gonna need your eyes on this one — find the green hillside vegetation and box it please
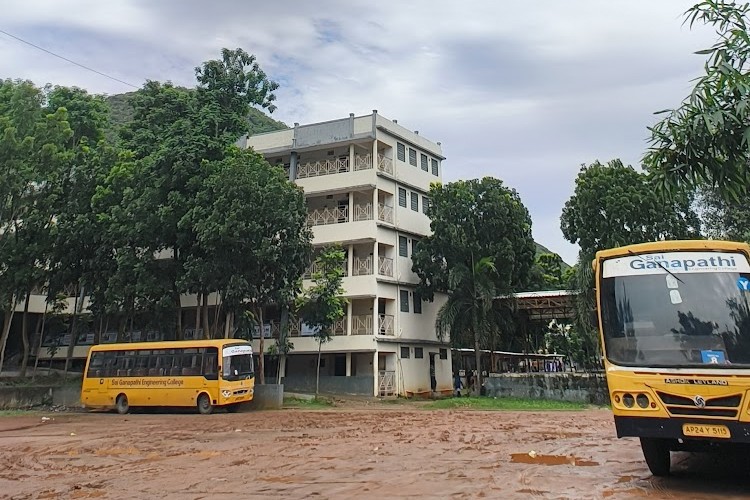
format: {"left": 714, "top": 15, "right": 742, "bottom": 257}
{"left": 534, "top": 242, "right": 571, "bottom": 270}
{"left": 104, "top": 91, "right": 288, "bottom": 141}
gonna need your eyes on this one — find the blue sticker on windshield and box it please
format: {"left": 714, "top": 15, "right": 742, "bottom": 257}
{"left": 738, "top": 277, "right": 750, "bottom": 291}
{"left": 701, "top": 350, "right": 726, "bottom": 364}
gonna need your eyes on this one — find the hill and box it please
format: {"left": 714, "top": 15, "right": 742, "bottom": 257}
{"left": 534, "top": 242, "right": 572, "bottom": 270}
{"left": 104, "top": 92, "right": 288, "bottom": 140}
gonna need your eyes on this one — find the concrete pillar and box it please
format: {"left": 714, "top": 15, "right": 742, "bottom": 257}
{"left": 348, "top": 190, "right": 354, "bottom": 222}
{"left": 373, "top": 187, "right": 378, "bottom": 222}
{"left": 346, "top": 299, "right": 352, "bottom": 336}
{"left": 347, "top": 244, "right": 353, "bottom": 277}
{"left": 346, "top": 352, "right": 352, "bottom": 376}
{"left": 372, "top": 138, "right": 378, "bottom": 170}
{"left": 289, "top": 151, "right": 298, "bottom": 181}
{"left": 373, "top": 296, "right": 379, "bottom": 335}
{"left": 373, "top": 351, "right": 379, "bottom": 396}
{"left": 349, "top": 143, "right": 355, "bottom": 172}
{"left": 373, "top": 239, "right": 379, "bottom": 276}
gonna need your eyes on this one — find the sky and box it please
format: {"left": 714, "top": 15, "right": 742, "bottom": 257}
{"left": 0, "top": 1, "right": 718, "bottom": 264}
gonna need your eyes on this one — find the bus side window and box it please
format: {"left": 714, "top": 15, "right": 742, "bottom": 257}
{"left": 203, "top": 347, "right": 218, "bottom": 380}
{"left": 170, "top": 349, "right": 183, "bottom": 376}
{"left": 87, "top": 352, "right": 103, "bottom": 378}
{"left": 101, "top": 352, "right": 116, "bottom": 377}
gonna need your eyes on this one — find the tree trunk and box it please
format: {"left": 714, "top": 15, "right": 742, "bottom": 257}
{"left": 212, "top": 294, "right": 222, "bottom": 339}
{"left": 19, "top": 293, "right": 31, "bottom": 377}
{"left": 64, "top": 284, "right": 83, "bottom": 375}
{"left": 224, "top": 311, "right": 232, "bottom": 338}
{"left": 195, "top": 293, "right": 202, "bottom": 339}
{"left": 116, "top": 315, "right": 126, "bottom": 343}
{"left": 32, "top": 302, "right": 48, "bottom": 378}
{"left": 202, "top": 293, "right": 210, "bottom": 339}
{"left": 316, "top": 337, "right": 323, "bottom": 397}
{"left": 277, "top": 305, "right": 289, "bottom": 385}
{"left": 175, "top": 296, "right": 183, "bottom": 341}
{"left": 0, "top": 297, "right": 17, "bottom": 374}
{"left": 257, "top": 306, "right": 265, "bottom": 385}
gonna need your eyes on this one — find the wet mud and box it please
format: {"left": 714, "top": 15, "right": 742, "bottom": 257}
{"left": 0, "top": 405, "right": 748, "bottom": 499}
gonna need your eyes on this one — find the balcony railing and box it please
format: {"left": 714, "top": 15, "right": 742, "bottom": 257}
{"left": 307, "top": 204, "right": 373, "bottom": 226}
{"left": 378, "top": 203, "right": 393, "bottom": 223}
{"left": 377, "top": 154, "right": 393, "bottom": 175}
{"left": 288, "top": 317, "right": 347, "bottom": 336}
{"left": 303, "top": 259, "right": 348, "bottom": 279}
{"left": 354, "top": 154, "right": 372, "bottom": 171}
{"left": 378, "top": 314, "right": 394, "bottom": 336}
{"left": 352, "top": 256, "right": 373, "bottom": 276}
{"left": 378, "top": 256, "right": 393, "bottom": 277}
{"left": 307, "top": 206, "right": 348, "bottom": 226}
{"left": 297, "top": 157, "right": 349, "bottom": 178}
{"left": 353, "top": 203, "right": 373, "bottom": 221}
{"left": 352, "top": 314, "right": 373, "bottom": 335}
{"left": 296, "top": 155, "right": 375, "bottom": 179}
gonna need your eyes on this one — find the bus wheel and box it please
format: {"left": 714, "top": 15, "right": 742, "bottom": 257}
{"left": 116, "top": 394, "right": 129, "bottom": 415}
{"left": 197, "top": 393, "right": 213, "bottom": 415}
{"left": 640, "top": 437, "right": 670, "bottom": 476}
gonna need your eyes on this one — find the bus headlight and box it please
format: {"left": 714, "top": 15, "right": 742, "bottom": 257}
{"left": 636, "top": 393, "right": 649, "bottom": 409}
{"left": 622, "top": 393, "right": 635, "bottom": 408}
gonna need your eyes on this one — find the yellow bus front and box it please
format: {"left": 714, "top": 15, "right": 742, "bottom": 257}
{"left": 218, "top": 343, "right": 255, "bottom": 407}
{"left": 595, "top": 240, "right": 750, "bottom": 475}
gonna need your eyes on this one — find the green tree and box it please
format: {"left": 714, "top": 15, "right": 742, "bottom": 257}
{"left": 296, "top": 246, "right": 346, "bottom": 396}
{"left": 644, "top": 0, "right": 750, "bottom": 200}
{"left": 561, "top": 160, "right": 701, "bottom": 256}
{"left": 0, "top": 80, "right": 73, "bottom": 373}
{"left": 186, "top": 147, "right": 311, "bottom": 383}
{"left": 412, "top": 177, "right": 536, "bottom": 390}
{"left": 695, "top": 187, "right": 750, "bottom": 241}
{"left": 560, "top": 159, "right": 701, "bottom": 368}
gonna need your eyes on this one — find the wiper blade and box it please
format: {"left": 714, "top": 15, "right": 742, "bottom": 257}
{"left": 627, "top": 249, "right": 684, "bottom": 284}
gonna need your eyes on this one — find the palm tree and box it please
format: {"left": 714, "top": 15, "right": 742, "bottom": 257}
{"left": 436, "top": 253, "right": 497, "bottom": 395}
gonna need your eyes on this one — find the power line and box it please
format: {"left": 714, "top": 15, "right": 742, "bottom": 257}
{"left": 0, "top": 28, "right": 139, "bottom": 89}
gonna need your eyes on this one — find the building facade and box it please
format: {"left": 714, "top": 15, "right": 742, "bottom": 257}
{"left": 245, "top": 111, "right": 451, "bottom": 397}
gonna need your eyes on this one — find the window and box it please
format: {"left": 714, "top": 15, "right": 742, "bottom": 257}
{"left": 410, "top": 192, "right": 419, "bottom": 211}
{"left": 400, "top": 290, "right": 410, "bottom": 312}
{"left": 398, "top": 187, "right": 407, "bottom": 207}
{"left": 414, "top": 347, "right": 424, "bottom": 359}
{"left": 409, "top": 147, "right": 417, "bottom": 166}
{"left": 400, "top": 346, "right": 410, "bottom": 358}
{"left": 420, "top": 154, "right": 428, "bottom": 171}
{"left": 422, "top": 196, "right": 430, "bottom": 214}
{"left": 431, "top": 158, "right": 439, "bottom": 176}
{"left": 397, "top": 142, "right": 405, "bottom": 162}
{"left": 439, "top": 348, "right": 448, "bottom": 359}
{"left": 399, "top": 236, "right": 408, "bottom": 257}
{"left": 413, "top": 293, "right": 422, "bottom": 314}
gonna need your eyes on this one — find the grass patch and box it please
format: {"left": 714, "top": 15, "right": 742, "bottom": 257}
{"left": 0, "top": 409, "right": 40, "bottom": 417}
{"left": 283, "top": 396, "right": 335, "bottom": 409}
{"left": 425, "top": 396, "right": 587, "bottom": 411}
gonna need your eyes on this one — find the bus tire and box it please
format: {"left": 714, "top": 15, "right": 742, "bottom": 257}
{"left": 197, "top": 393, "right": 213, "bottom": 415}
{"left": 116, "top": 394, "right": 129, "bottom": 415}
{"left": 640, "top": 437, "right": 670, "bottom": 476}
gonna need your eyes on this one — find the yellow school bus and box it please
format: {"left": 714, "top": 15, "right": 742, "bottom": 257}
{"left": 594, "top": 240, "right": 750, "bottom": 476}
{"left": 81, "top": 339, "right": 254, "bottom": 414}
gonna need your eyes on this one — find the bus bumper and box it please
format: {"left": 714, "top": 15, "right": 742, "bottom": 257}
{"left": 614, "top": 416, "right": 750, "bottom": 445}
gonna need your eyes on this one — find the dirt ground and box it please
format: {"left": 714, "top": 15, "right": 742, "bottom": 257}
{"left": 1, "top": 401, "right": 748, "bottom": 500}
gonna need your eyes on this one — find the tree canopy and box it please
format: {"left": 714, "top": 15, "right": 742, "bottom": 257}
{"left": 560, "top": 159, "right": 701, "bottom": 257}
{"left": 644, "top": 0, "right": 750, "bottom": 200}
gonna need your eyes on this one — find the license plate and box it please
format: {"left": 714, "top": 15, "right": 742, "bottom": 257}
{"left": 682, "top": 423, "right": 731, "bottom": 439}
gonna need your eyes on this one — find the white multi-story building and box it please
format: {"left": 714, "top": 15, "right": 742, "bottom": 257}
{"left": 245, "top": 110, "right": 451, "bottom": 397}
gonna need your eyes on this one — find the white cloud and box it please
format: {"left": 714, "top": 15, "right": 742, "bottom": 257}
{"left": 1, "top": 0, "right": 718, "bottom": 264}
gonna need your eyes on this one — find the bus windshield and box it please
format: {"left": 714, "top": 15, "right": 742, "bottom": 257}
{"left": 222, "top": 344, "right": 254, "bottom": 381}
{"left": 600, "top": 251, "right": 750, "bottom": 368}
